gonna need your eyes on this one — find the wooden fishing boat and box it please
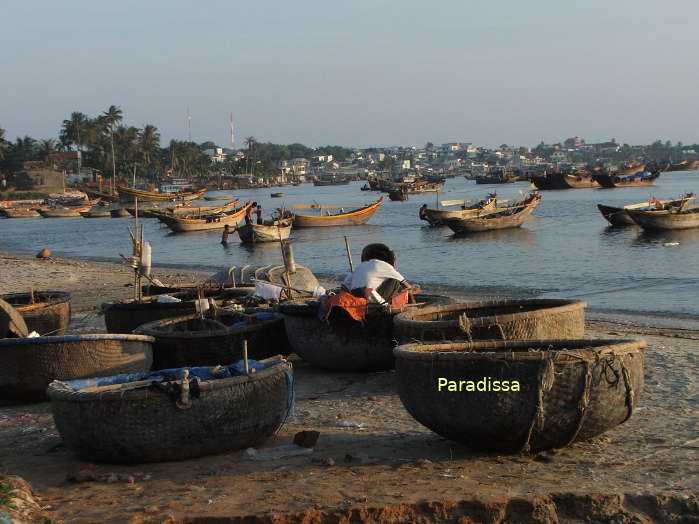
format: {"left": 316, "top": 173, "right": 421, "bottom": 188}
{"left": 135, "top": 311, "right": 290, "bottom": 370}
{"left": 592, "top": 170, "right": 660, "bottom": 188}
{"left": 110, "top": 208, "right": 131, "bottom": 218}
{"left": 531, "top": 171, "right": 599, "bottom": 190}
{"left": 445, "top": 192, "right": 541, "bottom": 234}
{"left": 626, "top": 205, "right": 699, "bottom": 231}
{"left": 279, "top": 295, "right": 455, "bottom": 372}
{"left": 149, "top": 200, "right": 237, "bottom": 220}
{"left": 0, "top": 334, "right": 153, "bottom": 404}
{"left": 1, "top": 291, "right": 71, "bottom": 336}
{"left": 116, "top": 185, "right": 206, "bottom": 202}
{"left": 393, "top": 299, "right": 586, "bottom": 343}
{"left": 47, "top": 357, "right": 293, "bottom": 463}
{"left": 597, "top": 194, "right": 695, "bottom": 226}
{"left": 1, "top": 208, "right": 41, "bottom": 218}
{"left": 667, "top": 159, "right": 699, "bottom": 172}
{"left": 38, "top": 205, "right": 92, "bottom": 218}
{"left": 388, "top": 188, "right": 408, "bottom": 201}
{"left": 237, "top": 218, "right": 292, "bottom": 243}
{"left": 475, "top": 173, "right": 516, "bottom": 184}
{"left": 102, "top": 288, "right": 255, "bottom": 334}
{"left": 292, "top": 197, "right": 383, "bottom": 228}
{"left": 394, "top": 338, "right": 644, "bottom": 452}
{"left": 157, "top": 201, "right": 252, "bottom": 232}
{"left": 80, "top": 206, "right": 111, "bottom": 218}
{"left": 421, "top": 195, "right": 498, "bottom": 226}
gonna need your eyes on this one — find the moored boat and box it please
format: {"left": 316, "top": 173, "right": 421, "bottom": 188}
{"left": 47, "top": 357, "right": 293, "bottom": 463}
{"left": 445, "top": 192, "right": 541, "bottom": 234}
{"left": 116, "top": 185, "right": 207, "bottom": 202}
{"left": 1, "top": 208, "right": 41, "bottom": 218}
{"left": 592, "top": 169, "right": 660, "bottom": 188}
{"left": 157, "top": 201, "right": 252, "bottom": 232}
{"left": 420, "top": 194, "right": 498, "bottom": 226}
{"left": 39, "top": 205, "right": 92, "bottom": 218}
{"left": 388, "top": 188, "right": 408, "bottom": 201}
{"left": 237, "top": 218, "right": 292, "bottom": 243}
{"left": 110, "top": 208, "right": 131, "bottom": 218}
{"left": 531, "top": 171, "right": 599, "bottom": 190}
{"left": 626, "top": 204, "right": 699, "bottom": 231}
{"left": 394, "top": 338, "right": 644, "bottom": 452}
{"left": 597, "top": 193, "right": 695, "bottom": 226}
{"left": 271, "top": 192, "right": 284, "bottom": 198}
{"left": 291, "top": 197, "right": 383, "bottom": 227}
{"left": 80, "top": 207, "right": 111, "bottom": 218}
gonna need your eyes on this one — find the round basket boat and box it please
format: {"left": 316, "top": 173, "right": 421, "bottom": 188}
{"left": 1, "top": 291, "right": 71, "bottom": 336}
{"left": 47, "top": 358, "right": 294, "bottom": 463}
{"left": 102, "top": 288, "right": 255, "bottom": 334}
{"left": 134, "top": 311, "right": 290, "bottom": 370}
{"left": 0, "top": 334, "right": 154, "bottom": 404}
{"left": 394, "top": 339, "right": 645, "bottom": 453}
{"left": 279, "top": 294, "right": 455, "bottom": 372}
{"left": 393, "top": 299, "right": 587, "bottom": 343}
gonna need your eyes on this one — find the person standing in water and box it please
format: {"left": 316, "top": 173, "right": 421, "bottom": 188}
{"left": 221, "top": 224, "right": 231, "bottom": 244}
{"left": 256, "top": 204, "right": 263, "bottom": 225}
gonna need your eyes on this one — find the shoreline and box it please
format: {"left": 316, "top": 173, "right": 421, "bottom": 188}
{"left": 2, "top": 250, "right": 698, "bottom": 332}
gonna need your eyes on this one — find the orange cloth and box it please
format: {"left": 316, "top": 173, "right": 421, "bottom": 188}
{"left": 320, "top": 290, "right": 367, "bottom": 323}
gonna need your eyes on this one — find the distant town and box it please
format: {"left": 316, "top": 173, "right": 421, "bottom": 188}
{"left": 1, "top": 105, "right": 698, "bottom": 195}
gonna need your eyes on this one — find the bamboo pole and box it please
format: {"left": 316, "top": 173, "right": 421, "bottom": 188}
{"left": 344, "top": 236, "right": 354, "bottom": 272}
{"left": 243, "top": 339, "right": 249, "bottom": 375}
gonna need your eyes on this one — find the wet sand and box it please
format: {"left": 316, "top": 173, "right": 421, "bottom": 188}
{"left": 0, "top": 253, "right": 697, "bottom": 523}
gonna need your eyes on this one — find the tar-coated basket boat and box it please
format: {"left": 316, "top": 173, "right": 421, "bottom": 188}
{"left": 1, "top": 291, "right": 71, "bottom": 336}
{"left": 393, "top": 299, "right": 586, "bottom": 343}
{"left": 0, "top": 334, "right": 153, "bottom": 404}
{"left": 102, "top": 288, "right": 255, "bottom": 333}
{"left": 134, "top": 311, "right": 290, "bottom": 370}
{"left": 279, "top": 294, "right": 455, "bottom": 372}
{"left": 47, "top": 358, "right": 294, "bottom": 463}
{"left": 393, "top": 338, "right": 645, "bottom": 453}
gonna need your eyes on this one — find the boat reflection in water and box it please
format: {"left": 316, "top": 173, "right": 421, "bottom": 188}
{"left": 630, "top": 228, "right": 699, "bottom": 248}
{"left": 446, "top": 226, "right": 537, "bottom": 248}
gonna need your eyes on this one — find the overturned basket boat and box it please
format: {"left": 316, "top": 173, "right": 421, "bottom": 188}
{"left": 48, "top": 358, "right": 294, "bottom": 463}
{"left": 135, "top": 311, "right": 290, "bottom": 370}
{"left": 1, "top": 291, "right": 71, "bottom": 336}
{"left": 394, "top": 339, "right": 645, "bottom": 452}
{"left": 0, "top": 334, "right": 153, "bottom": 404}
{"left": 102, "top": 288, "right": 254, "bottom": 333}
{"left": 279, "top": 294, "right": 455, "bottom": 372}
{"left": 394, "top": 299, "right": 586, "bottom": 343}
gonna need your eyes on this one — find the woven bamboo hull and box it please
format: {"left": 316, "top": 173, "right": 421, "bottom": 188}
{"left": 237, "top": 222, "right": 292, "bottom": 243}
{"left": 597, "top": 204, "right": 636, "bottom": 226}
{"left": 47, "top": 360, "right": 293, "bottom": 463}
{"left": 627, "top": 208, "right": 699, "bottom": 230}
{"left": 292, "top": 198, "right": 383, "bottom": 228}
{"left": 393, "top": 299, "right": 586, "bottom": 343}
{"left": 280, "top": 295, "right": 455, "bottom": 371}
{"left": 394, "top": 339, "right": 645, "bottom": 452}
{"left": 135, "top": 312, "right": 290, "bottom": 370}
{"left": 0, "top": 334, "right": 153, "bottom": 404}
{"left": 592, "top": 173, "right": 659, "bottom": 188}
{"left": 1, "top": 291, "right": 71, "bottom": 336}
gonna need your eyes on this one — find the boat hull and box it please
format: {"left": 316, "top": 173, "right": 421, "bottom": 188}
{"left": 237, "top": 222, "right": 292, "bottom": 243}
{"left": 597, "top": 204, "right": 636, "bottom": 226}
{"left": 446, "top": 195, "right": 541, "bottom": 234}
{"left": 116, "top": 186, "right": 206, "bottom": 202}
{"left": 422, "top": 198, "right": 497, "bottom": 226}
{"left": 158, "top": 201, "right": 252, "bottom": 232}
{"left": 626, "top": 208, "right": 699, "bottom": 231}
{"left": 1, "top": 209, "right": 40, "bottom": 218}
{"left": 592, "top": 172, "right": 659, "bottom": 188}
{"left": 293, "top": 198, "right": 383, "bottom": 227}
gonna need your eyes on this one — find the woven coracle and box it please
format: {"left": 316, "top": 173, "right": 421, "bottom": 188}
{"left": 102, "top": 288, "right": 255, "bottom": 334}
{"left": 1, "top": 291, "right": 71, "bottom": 336}
{"left": 393, "top": 299, "right": 587, "bottom": 343}
{"left": 394, "top": 339, "right": 645, "bottom": 453}
{"left": 0, "top": 334, "right": 153, "bottom": 404}
{"left": 279, "top": 294, "right": 455, "bottom": 372}
{"left": 134, "top": 311, "right": 290, "bottom": 370}
{"left": 47, "top": 359, "right": 294, "bottom": 463}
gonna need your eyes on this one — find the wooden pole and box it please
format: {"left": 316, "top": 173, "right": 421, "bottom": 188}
{"left": 243, "top": 339, "right": 249, "bottom": 375}
{"left": 344, "top": 236, "right": 354, "bottom": 272}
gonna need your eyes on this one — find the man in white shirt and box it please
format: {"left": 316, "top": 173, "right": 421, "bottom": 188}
{"left": 342, "top": 243, "right": 411, "bottom": 304}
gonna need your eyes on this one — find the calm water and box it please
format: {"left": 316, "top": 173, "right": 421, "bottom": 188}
{"left": 2, "top": 171, "right": 699, "bottom": 321}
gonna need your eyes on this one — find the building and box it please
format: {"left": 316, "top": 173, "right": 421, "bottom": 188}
{"left": 204, "top": 147, "right": 227, "bottom": 163}
{"left": 563, "top": 136, "right": 585, "bottom": 149}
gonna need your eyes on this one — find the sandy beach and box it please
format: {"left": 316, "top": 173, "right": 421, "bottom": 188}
{"left": 0, "top": 253, "right": 697, "bottom": 523}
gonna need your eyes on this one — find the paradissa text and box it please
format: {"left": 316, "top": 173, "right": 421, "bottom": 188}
{"left": 437, "top": 377, "right": 521, "bottom": 392}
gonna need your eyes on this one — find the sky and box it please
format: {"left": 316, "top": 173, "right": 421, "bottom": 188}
{"left": 2, "top": 0, "right": 699, "bottom": 149}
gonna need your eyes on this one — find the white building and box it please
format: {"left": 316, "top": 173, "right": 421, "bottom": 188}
{"left": 204, "top": 147, "right": 227, "bottom": 163}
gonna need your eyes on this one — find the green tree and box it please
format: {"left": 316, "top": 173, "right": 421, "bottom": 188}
{"left": 101, "top": 105, "right": 123, "bottom": 179}
{"left": 138, "top": 125, "right": 160, "bottom": 174}
{"left": 38, "top": 139, "right": 56, "bottom": 162}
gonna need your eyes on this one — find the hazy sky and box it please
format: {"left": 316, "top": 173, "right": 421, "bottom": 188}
{"left": 2, "top": 0, "right": 698, "bottom": 148}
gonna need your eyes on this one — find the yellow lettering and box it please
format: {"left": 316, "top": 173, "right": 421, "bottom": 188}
{"left": 437, "top": 377, "right": 447, "bottom": 391}
{"left": 466, "top": 381, "right": 475, "bottom": 391}
{"left": 511, "top": 381, "right": 520, "bottom": 392}
{"left": 448, "top": 381, "right": 457, "bottom": 392}
{"left": 492, "top": 381, "right": 500, "bottom": 391}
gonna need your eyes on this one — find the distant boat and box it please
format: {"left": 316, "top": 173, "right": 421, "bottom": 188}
{"left": 80, "top": 207, "right": 111, "bottom": 218}
{"left": 271, "top": 192, "right": 284, "bottom": 198}
{"left": 237, "top": 218, "right": 292, "bottom": 243}
{"left": 388, "top": 188, "right": 408, "bottom": 201}
{"left": 597, "top": 194, "right": 695, "bottom": 226}
{"left": 531, "top": 171, "right": 599, "bottom": 190}
{"left": 1, "top": 208, "right": 41, "bottom": 218}
{"left": 592, "top": 168, "right": 660, "bottom": 188}
{"left": 445, "top": 193, "right": 541, "bottom": 234}
{"left": 156, "top": 201, "right": 252, "bottom": 232}
{"left": 667, "top": 159, "right": 699, "bottom": 172}
{"left": 116, "top": 185, "right": 206, "bottom": 202}
{"left": 313, "top": 175, "right": 350, "bottom": 186}
{"left": 39, "top": 205, "right": 92, "bottom": 218}
{"left": 291, "top": 197, "right": 383, "bottom": 227}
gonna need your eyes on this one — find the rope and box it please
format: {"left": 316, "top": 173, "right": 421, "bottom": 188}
{"left": 621, "top": 361, "right": 635, "bottom": 422}
{"left": 457, "top": 313, "right": 473, "bottom": 341}
{"left": 563, "top": 359, "right": 593, "bottom": 447}
{"left": 520, "top": 356, "right": 552, "bottom": 453}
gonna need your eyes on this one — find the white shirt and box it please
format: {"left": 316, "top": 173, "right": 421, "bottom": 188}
{"left": 342, "top": 259, "right": 405, "bottom": 302}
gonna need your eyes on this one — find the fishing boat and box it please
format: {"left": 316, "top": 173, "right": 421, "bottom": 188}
{"left": 420, "top": 194, "right": 498, "bottom": 226}
{"left": 110, "top": 208, "right": 131, "bottom": 218}
{"left": 626, "top": 204, "right": 699, "bottom": 231}
{"left": 47, "top": 357, "right": 293, "bottom": 463}
{"left": 80, "top": 206, "right": 111, "bottom": 218}
{"left": 39, "top": 205, "right": 92, "bottom": 218}
{"left": 667, "top": 159, "right": 699, "bottom": 172}
{"left": 270, "top": 192, "right": 284, "bottom": 198}
{"left": 531, "top": 171, "right": 599, "bottom": 190}
{"left": 394, "top": 338, "right": 644, "bottom": 452}
{"left": 444, "top": 192, "right": 541, "bottom": 234}
{"left": 388, "top": 187, "right": 408, "bottom": 201}
{"left": 592, "top": 169, "right": 660, "bottom": 188}
{"left": 1, "top": 208, "right": 41, "bottom": 218}
{"left": 313, "top": 174, "right": 350, "bottom": 186}
{"left": 156, "top": 201, "right": 252, "bottom": 233}
{"left": 151, "top": 200, "right": 238, "bottom": 220}
{"left": 116, "top": 185, "right": 207, "bottom": 202}
{"left": 597, "top": 194, "right": 695, "bottom": 226}
{"left": 237, "top": 218, "right": 292, "bottom": 244}
{"left": 291, "top": 197, "right": 383, "bottom": 227}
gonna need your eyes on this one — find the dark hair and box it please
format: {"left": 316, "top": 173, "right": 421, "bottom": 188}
{"left": 361, "top": 243, "right": 396, "bottom": 265}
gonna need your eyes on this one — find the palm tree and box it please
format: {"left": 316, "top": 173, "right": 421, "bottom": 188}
{"left": 59, "top": 112, "right": 89, "bottom": 151}
{"left": 138, "top": 125, "right": 160, "bottom": 172}
{"left": 39, "top": 139, "right": 56, "bottom": 163}
{"left": 101, "top": 105, "right": 123, "bottom": 180}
